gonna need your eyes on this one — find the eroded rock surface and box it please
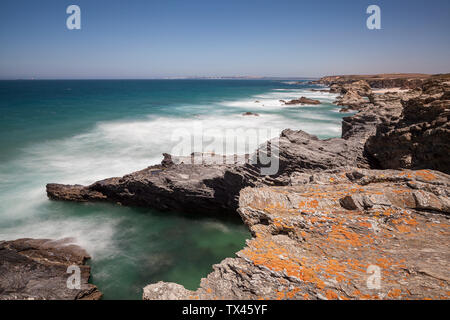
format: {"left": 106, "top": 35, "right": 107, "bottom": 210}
{"left": 48, "top": 163, "right": 263, "bottom": 214}
{"left": 144, "top": 169, "right": 450, "bottom": 300}
{"left": 0, "top": 238, "right": 102, "bottom": 300}
{"left": 366, "top": 81, "right": 450, "bottom": 174}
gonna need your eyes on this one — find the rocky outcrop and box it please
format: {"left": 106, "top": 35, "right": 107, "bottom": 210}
{"left": 0, "top": 238, "right": 102, "bottom": 300}
{"left": 47, "top": 163, "right": 262, "bottom": 215}
{"left": 44, "top": 74, "right": 450, "bottom": 301}
{"left": 284, "top": 97, "right": 321, "bottom": 105}
{"left": 274, "top": 129, "right": 370, "bottom": 175}
{"left": 335, "top": 91, "right": 368, "bottom": 111}
{"left": 242, "top": 112, "right": 260, "bottom": 116}
{"left": 365, "top": 80, "right": 450, "bottom": 174}
{"left": 46, "top": 125, "right": 377, "bottom": 212}
{"left": 340, "top": 89, "right": 423, "bottom": 140}
{"left": 333, "top": 80, "right": 372, "bottom": 96}
{"left": 312, "top": 74, "right": 433, "bottom": 89}
{"left": 329, "top": 80, "right": 373, "bottom": 111}
{"left": 144, "top": 168, "right": 450, "bottom": 300}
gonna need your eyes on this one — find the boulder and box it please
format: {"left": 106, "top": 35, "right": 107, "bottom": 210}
{"left": 0, "top": 238, "right": 102, "bottom": 300}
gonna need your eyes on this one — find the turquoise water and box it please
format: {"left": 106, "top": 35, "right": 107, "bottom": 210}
{"left": 0, "top": 80, "right": 348, "bottom": 299}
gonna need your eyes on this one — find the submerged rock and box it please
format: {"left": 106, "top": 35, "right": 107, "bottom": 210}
{"left": 0, "top": 238, "right": 102, "bottom": 300}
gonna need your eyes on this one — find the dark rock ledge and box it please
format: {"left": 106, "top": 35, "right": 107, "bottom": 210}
{"left": 0, "top": 238, "right": 102, "bottom": 300}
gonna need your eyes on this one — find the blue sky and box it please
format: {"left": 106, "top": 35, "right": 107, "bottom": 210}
{"left": 0, "top": 0, "right": 449, "bottom": 79}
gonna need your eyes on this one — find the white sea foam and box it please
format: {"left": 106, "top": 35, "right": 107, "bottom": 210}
{"left": 0, "top": 85, "right": 343, "bottom": 255}
{"left": 220, "top": 88, "right": 338, "bottom": 110}
{"left": 0, "top": 213, "right": 119, "bottom": 258}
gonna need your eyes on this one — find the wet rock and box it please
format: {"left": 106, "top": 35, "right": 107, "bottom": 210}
{"left": 242, "top": 112, "right": 260, "bottom": 116}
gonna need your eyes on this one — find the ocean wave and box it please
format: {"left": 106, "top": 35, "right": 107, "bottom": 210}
{"left": 0, "top": 85, "right": 343, "bottom": 260}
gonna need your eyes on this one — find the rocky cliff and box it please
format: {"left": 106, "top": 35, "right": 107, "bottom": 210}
{"left": 42, "top": 76, "right": 449, "bottom": 300}
{"left": 0, "top": 238, "right": 102, "bottom": 300}
{"left": 366, "top": 80, "right": 450, "bottom": 174}
{"left": 311, "top": 73, "right": 432, "bottom": 89}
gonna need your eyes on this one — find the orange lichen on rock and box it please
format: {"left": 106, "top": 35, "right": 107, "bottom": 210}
{"left": 325, "top": 289, "right": 339, "bottom": 300}
{"left": 415, "top": 170, "right": 437, "bottom": 181}
{"left": 327, "top": 224, "right": 362, "bottom": 247}
{"left": 241, "top": 236, "right": 325, "bottom": 290}
{"left": 388, "top": 288, "right": 402, "bottom": 298}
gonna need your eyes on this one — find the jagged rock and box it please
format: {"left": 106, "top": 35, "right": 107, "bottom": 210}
{"left": 0, "top": 238, "right": 102, "bottom": 300}
{"left": 329, "top": 80, "right": 374, "bottom": 111}
{"left": 311, "top": 74, "right": 433, "bottom": 89}
{"left": 338, "top": 80, "right": 372, "bottom": 97}
{"left": 46, "top": 124, "right": 376, "bottom": 213}
{"left": 366, "top": 80, "right": 450, "bottom": 174}
{"left": 284, "top": 97, "right": 321, "bottom": 105}
{"left": 47, "top": 163, "right": 263, "bottom": 214}
{"left": 144, "top": 169, "right": 450, "bottom": 300}
{"left": 273, "top": 129, "right": 369, "bottom": 175}
{"left": 335, "top": 90, "right": 368, "bottom": 110}
{"left": 161, "top": 153, "right": 174, "bottom": 167}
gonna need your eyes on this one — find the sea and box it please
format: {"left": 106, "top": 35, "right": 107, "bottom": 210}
{"left": 0, "top": 79, "right": 350, "bottom": 299}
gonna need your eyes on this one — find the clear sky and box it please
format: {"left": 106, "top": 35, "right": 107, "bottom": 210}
{"left": 1, "top": 0, "right": 449, "bottom": 79}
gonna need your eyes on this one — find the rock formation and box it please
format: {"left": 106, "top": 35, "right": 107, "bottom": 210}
{"left": 46, "top": 124, "right": 376, "bottom": 213}
{"left": 43, "top": 74, "right": 450, "bottom": 300}
{"left": 144, "top": 168, "right": 450, "bottom": 300}
{"left": 311, "top": 73, "right": 432, "bottom": 89}
{"left": 366, "top": 80, "right": 450, "bottom": 174}
{"left": 284, "top": 97, "right": 321, "bottom": 105}
{"left": 0, "top": 238, "right": 102, "bottom": 300}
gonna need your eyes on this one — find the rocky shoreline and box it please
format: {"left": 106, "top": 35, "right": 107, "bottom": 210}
{"left": 141, "top": 75, "right": 449, "bottom": 300}
{"left": 3, "top": 74, "right": 449, "bottom": 300}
